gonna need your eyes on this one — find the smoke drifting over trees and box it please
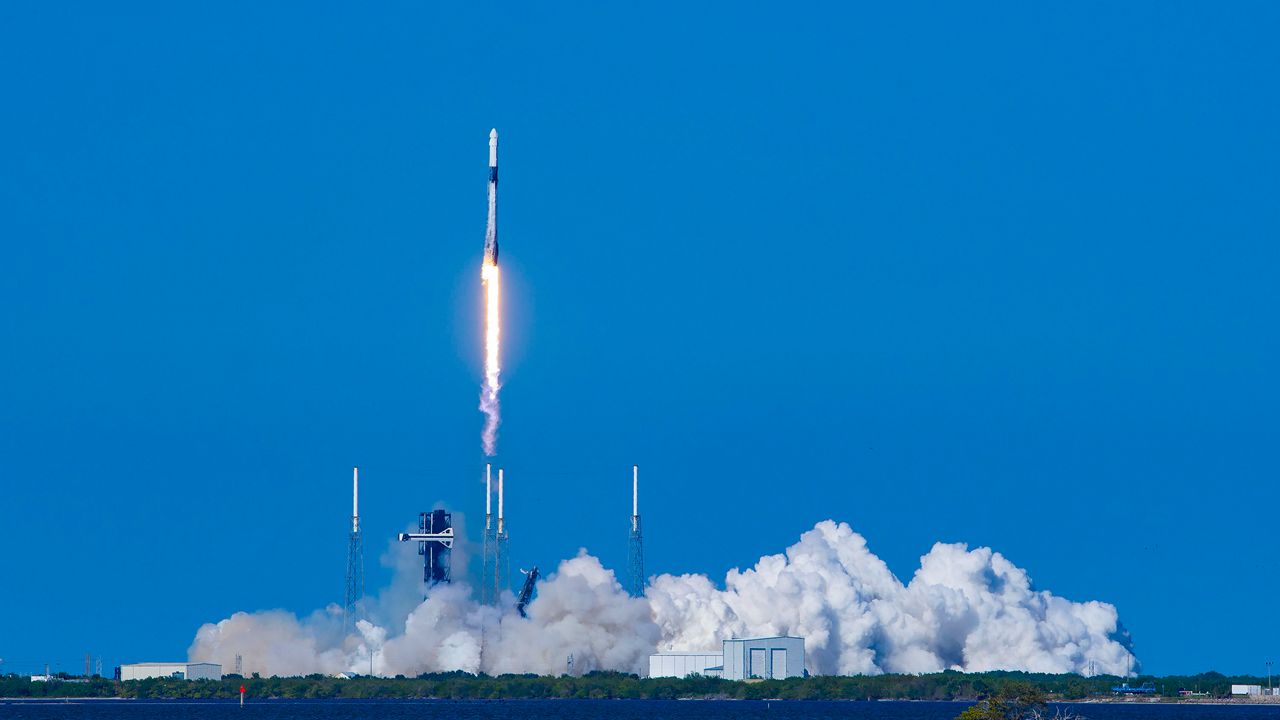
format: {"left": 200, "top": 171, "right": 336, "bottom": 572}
{"left": 190, "top": 521, "right": 1134, "bottom": 678}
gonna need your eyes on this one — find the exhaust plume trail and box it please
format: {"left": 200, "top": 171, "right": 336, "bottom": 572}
{"left": 480, "top": 129, "right": 501, "bottom": 456}
{"left": 480, "top": 261, "right": 500, "bottom": 455}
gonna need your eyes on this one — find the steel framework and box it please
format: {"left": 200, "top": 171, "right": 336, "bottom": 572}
{"left": 627, "top": 465, "right": 645, "bottom": 597}
{"left": 344, "top": 467, "right": 365, "bottom": 635}
{"left": 481, "top": 465, "right": 499, "bottom": 604}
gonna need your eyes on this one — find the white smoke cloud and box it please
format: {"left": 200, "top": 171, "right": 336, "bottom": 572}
{"left": 189, "top": 520, "right": 1134, "bottom": 678}
{"left": 190, "top": 549, "right": 658, "bottom": 678}
{"left": 190, "top": 607, "right": 351, "bottom": 677}
{"left": 648, "top": 520, "right": 1133, "bottom": 675}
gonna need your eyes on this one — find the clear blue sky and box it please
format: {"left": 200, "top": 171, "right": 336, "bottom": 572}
{"left": 2, "top": 1, "right": 1277, "bottom": 677}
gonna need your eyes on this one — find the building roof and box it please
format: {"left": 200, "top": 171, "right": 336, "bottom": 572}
{"left": 121, "top": 662, "right": 221, "bottom": 668}
{"left": 725, "top": 636, "right": 804, "bottom": 642}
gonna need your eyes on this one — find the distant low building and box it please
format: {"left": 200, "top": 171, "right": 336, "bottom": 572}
{"left": 119, "top": 662, "right": 222, "bottom": 681}
{"left": 1231, "top": 684, "right": 1263, "bottom": 696}
{"left": 649, "top": 636, "right": 805, "bottom": 680}
{"left": 648, "top": 652, "right": 726, "bottom": 679}
{"left": 29, "top": 675, "right": 52, "bottom": 682}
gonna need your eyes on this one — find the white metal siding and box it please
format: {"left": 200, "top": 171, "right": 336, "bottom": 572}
{"left": 120, "top": 663, "right": 221, "bottom": 681}
{"left": 647, "top": 653, "right": 722, "bottom": 678}
{"left": 185, "top": 663, "right": 222, "bottom": 681}
{"left": 719, "top": 637, "right": 805, "bottom": 680}
{"left": 770, "top": 649, "right": 787, "bottom": 679}
{"left": 723, "top": 640, "right": 741, "bottom": 679}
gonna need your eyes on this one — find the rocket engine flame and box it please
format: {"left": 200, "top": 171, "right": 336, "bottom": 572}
{"left": 480, "top": 260, "right": 501, "bottom": 455}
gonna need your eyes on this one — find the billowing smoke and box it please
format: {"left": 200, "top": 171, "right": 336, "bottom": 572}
{"left": 648, "top": 520, "right": 1133, "bottom": 675}
{"left": 189, "top": 521, "right": 1134, "bottom": 678}
{"left": 192, "top": 550, "right": 657, "bottom": 677}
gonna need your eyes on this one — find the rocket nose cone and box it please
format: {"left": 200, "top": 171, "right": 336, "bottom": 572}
{"left": 490, "top": 128, "right": 498, "bottom": 139}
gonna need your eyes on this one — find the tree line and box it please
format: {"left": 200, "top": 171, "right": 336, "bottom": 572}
{"left": 0, "top": 670, "right": 1270, "bottom": 701}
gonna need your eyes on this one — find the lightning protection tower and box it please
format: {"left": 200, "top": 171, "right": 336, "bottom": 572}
{"left": 481, "top": 464, "right": 499, "bottom": 604}
{"left": 494, "top": 468, "right": 510, "bottom": 597}
{"left": 344, "top": 467, "right": 366, "bottom": 635}
{"left": 627, "top": 465, "right": 645, "bottom": 597}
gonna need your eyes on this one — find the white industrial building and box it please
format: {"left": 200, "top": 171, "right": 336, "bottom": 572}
{"left": 649, "top": 636, "right": 805, "bottom": 680}
{"left": 648, "top": 652, "right": 727, "bottom": 679}
{"left": 119, "top": 662, "right": 222, "bottom": 681}
{"left": 721, "top": 636, "right": 806, "bottom": 680}
{"left": 1231, "top": 684, "right": 1263, "bottom": 696}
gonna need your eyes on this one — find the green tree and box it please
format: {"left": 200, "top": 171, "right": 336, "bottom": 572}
{"left": 957, "top": 682, "right": 1062, "bottom": 720}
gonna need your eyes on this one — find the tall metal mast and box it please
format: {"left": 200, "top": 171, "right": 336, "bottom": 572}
{"left": 495, "top": 468, "right": 510, "bottom": 597}
{"left": 627, "top": 464, "right": 645, "bottom": 597}
{"left": 344, "top": 466, "right": 365, "bottom": 635}
{"left": 481, "top": 464, "right": 498, "bottom": 604}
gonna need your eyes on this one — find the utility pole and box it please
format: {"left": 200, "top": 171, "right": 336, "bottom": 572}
{"left": 1267, "top": 660, "right": 1274, "bottom": 696}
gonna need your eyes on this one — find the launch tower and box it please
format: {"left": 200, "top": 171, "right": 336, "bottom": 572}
{"left": 398, "top": 509, "right": 454, "bottom": 593}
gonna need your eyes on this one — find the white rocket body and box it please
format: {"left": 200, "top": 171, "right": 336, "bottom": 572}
{"left": 484, "top": 129, "right": 499, "bottom": 265}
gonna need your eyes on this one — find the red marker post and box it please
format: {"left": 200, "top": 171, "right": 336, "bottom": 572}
{"left": 240, "top": 684, "right": 245, "bottom": 707}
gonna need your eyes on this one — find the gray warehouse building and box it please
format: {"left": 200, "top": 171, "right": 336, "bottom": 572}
{"left": 118, "top": 662, "right": 222, "bottom": 681}
{"left": 649, "top": 636, "right": 805, "bottom": 680}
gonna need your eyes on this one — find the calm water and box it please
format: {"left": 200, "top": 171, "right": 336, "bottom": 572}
{"left": 3, "top": 700, "right": 1280, "bottom": 720}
